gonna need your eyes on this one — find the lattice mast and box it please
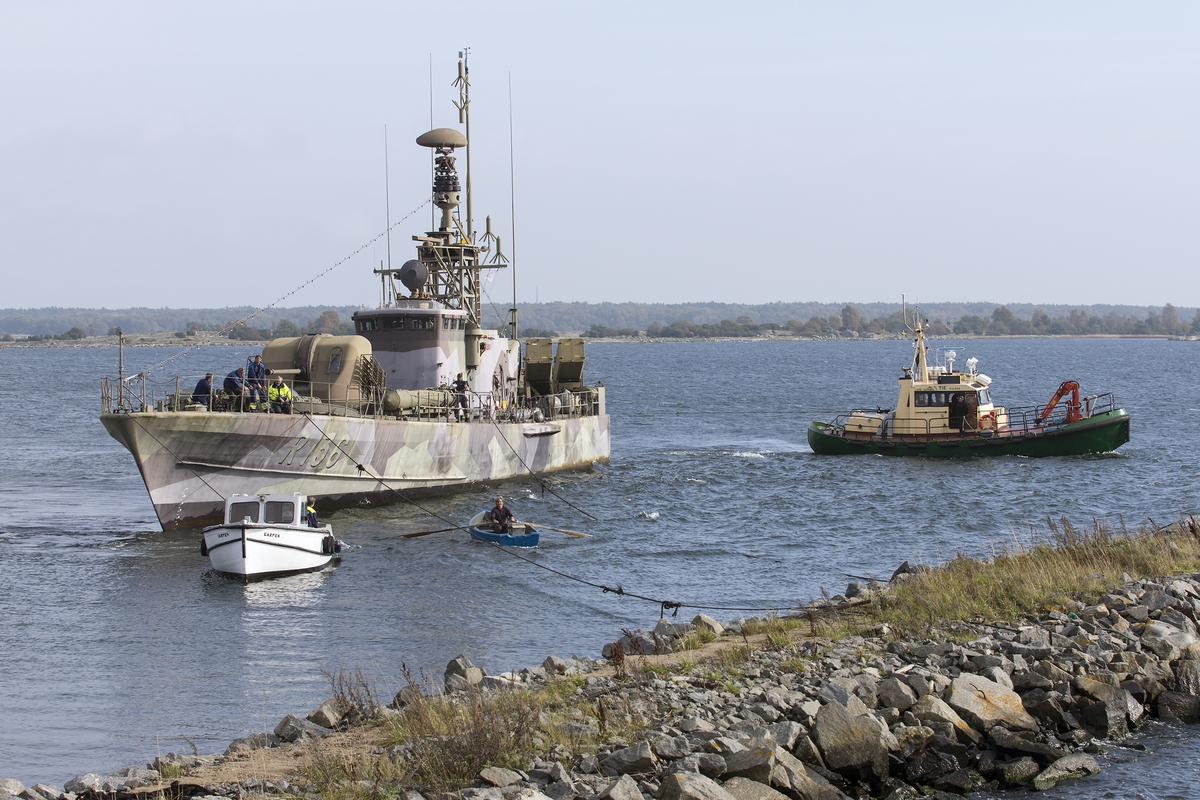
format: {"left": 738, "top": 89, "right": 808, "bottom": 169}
{"left": 375, "top": 50, "right": 507, "bottom": 329}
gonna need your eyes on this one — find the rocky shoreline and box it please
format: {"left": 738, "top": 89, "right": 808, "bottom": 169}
{"left": 6, "top": 567, "right": 1200, "bottom": 800}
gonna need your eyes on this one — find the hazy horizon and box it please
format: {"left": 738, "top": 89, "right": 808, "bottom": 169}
{"left": 2, "top": 3, "right": 1198, "bottom": 309}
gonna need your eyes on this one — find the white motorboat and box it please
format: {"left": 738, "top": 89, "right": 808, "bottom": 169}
{"left": 201, "top": 494, "right": 338, "bottom": 580}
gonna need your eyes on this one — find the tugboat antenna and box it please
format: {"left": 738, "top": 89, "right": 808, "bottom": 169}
{"left": 454, "top": 48, "right": 473, "bottom": 239}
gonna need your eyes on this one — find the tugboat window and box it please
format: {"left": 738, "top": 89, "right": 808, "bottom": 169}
{"left": 327, "top": 348, "right": 343, "bottom": 374}
{"left": 229, "top": 501, "right": 259, "bottom": 523}
{"left": 264, "top": 501, "right": 295, "bottom": 524}
{"left": 443, "top": 317, "right": 449, "bottom": 330}
{"left": 358, "top": 319, "right": 377, "bottom": 332}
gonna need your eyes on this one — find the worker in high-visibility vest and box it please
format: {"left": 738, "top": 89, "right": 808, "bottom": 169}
{"left": 268, "top": 374, "right": 293, "bottom": 415}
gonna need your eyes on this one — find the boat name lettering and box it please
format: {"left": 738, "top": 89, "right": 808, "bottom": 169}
{"left": 263, "top": 532, "right": 280, "bottom": 538}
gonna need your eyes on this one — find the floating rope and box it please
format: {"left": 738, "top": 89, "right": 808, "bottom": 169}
{"left": 136, "top": 198, "right": 432, "bottom": 377}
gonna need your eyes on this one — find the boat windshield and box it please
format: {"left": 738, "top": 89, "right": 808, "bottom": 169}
{"left": 264, "top": 501, "right": 295, "bottom": 524}
{"left": 229, "top": 501, "right": 259, "bottom": 523}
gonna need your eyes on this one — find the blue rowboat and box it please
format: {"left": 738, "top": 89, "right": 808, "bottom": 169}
{"left": 467, "top": 510, "right": 539, "bottom": 547}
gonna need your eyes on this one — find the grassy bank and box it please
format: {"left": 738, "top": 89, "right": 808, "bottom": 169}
{"left": 205, "top": 515, "right": 1200, "bottom": 799}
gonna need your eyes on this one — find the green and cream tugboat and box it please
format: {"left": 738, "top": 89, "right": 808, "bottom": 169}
{"left": 807, "top": 313, "right": 1131, "bottom": 457}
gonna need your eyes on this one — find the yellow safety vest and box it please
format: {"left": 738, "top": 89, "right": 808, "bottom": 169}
{"left": 269, "top": 383, "right": 293, "bottom": 402}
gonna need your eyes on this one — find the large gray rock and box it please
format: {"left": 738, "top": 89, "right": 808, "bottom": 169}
{"left": 995, "top": 756, "right": 1040, "bottom": 785}
{"left": 721, "top": 777, "right": 787, "bottom": 800}
{"left": 876, "top": 678, "right": 916, "bottom": 712}
{"left": 1174, "top": 659, "right": 1200, "bottom": 696}
{"left": 479, "top": 767, "right": 524, "bottom": 788}
{"left": 600, "top": 741, "right": 657, "bottom": 775}
{"left": 18, "top": 785, "right": 60, "bottom": 800}
{"left": 598, "top": 775, "right": 641, "bottom": 800}
{"left": 908, "top": 695, "right": 982, "bottom": 745}
{"left": 649, "top": 733, "right": 692, "bottom": 760}
{"left": 945, "top": 673, "right": 1037, "bottom": 732}
{"left": 1156, "top": 690, "right": 1200, "bottom": 722}
{"left": 1141, "top": 621, "right": 1198, "bottom": 661}
{"left": 987, "top": 727, "right": 1065, "bottom": 765}
{"left": 660, "top": 772, "right": 738, "bottom": 800}
{"left": 893, "top": 726, "right": 934, "bottom": 760}
{"left": 1080, "top": 702, "right": 1126, "bottom": 738}
{"left": 602, "top": 629, "right": 658, "bottom": 659}
{"left": 1030, "top": 753, "right": 1101, "bottom": 790}
{"left": 769, "top": 747, "right": 845, "bottom": 800}
{"left": 110, "top": 768, "right": 160, "bottom": 788}
{"left": 0, "top": 782, "right": 24, "bottom": 797}
{"left": 1074, "top": 676, "right": 1144, "bottom": 725}
{"left": 66, "top": 774, "right": 123, "bottom": 794}
{"left": 225, "top": 733, "right": 281, "bottom": 753}
{"left": 693, "top": 614, "right": 725, "bottom": 636}
{"left": 763, "top": 721, "right": 803, "bottom": 750}
{"left": 274, "top": 713, "right": 331, "bottom": 743}
{"left": 811, "top": 698, "right": 888, "bottom": 785}
{"left": 721, "top": 739, "right": 776, "bottom": 784}
{"left": 308, "top": 697, "right": 348, "bottom": 729}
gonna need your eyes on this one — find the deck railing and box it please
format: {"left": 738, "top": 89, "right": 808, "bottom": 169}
{"left": 101, "top": 374, "right": 602, "bottom": 423}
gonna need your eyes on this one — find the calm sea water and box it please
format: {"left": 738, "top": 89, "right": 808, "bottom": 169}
{"left": 1, "top": 338, "right": 1198, "bottom": 796}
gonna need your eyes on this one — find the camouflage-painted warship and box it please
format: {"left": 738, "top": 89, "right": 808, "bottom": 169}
{"left": 101, "top": 56, "right": 610, "bottom": 530}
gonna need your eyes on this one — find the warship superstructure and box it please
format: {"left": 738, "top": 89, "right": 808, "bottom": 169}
{"left": 101, "top": 56, "right": 610, "bottom": 530}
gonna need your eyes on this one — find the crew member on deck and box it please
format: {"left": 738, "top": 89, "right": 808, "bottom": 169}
{"left": 949, "top": 393, "right": 966, "bottom": 432}
{"left": 191, "top": 373, "right": 214, "bottom": 409}
{"left": 247, "top": 355, "right": 269, "bottom": 411}
{"left": 268, "top": 374, "right": 294, "bottom": 415}
{"left": 305, "top": 497, "right": 319, "bottom": 528}
{"left": 488, "top": 495, "right": 515, "bottom": 534}
{"left": 452, "top": 372, "right": 470, "bottom": 421}
{"left": 224, "top": 367, "right": 248, "bottom": 411}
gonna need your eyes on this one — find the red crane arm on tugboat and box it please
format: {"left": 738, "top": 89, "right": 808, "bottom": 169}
{"left": 1040, "top": 380, "right": 1083, "bottom": 424}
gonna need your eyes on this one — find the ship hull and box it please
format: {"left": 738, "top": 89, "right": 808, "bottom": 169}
{"left": 102, "top": 411, "right": 610, "bottom": 529}
{"left": 807, "top": 409, "right": 1130, "bottom": 457}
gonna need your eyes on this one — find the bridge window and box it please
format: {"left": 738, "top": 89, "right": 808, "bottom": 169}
{"left": 358, "top": 319, "right": 377, "bottom": 332}
{"left": 327, "top": 347, "right": 343, "bottom": 374}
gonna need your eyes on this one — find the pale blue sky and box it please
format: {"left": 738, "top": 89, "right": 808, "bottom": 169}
{"left": 1, "top": 2, "right": 1197, "bottom": 308}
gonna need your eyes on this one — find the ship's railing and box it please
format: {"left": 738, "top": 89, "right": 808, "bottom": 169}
{"left": 828, "top": 393, "right": 1119, "bottom": 442}
{"left": 101, "top": 373, "right": 603, "bottom": 423}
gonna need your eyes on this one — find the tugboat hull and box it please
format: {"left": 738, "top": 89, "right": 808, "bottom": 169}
{"left": 807, "top": 409, "right": 1130, "bottom": 457}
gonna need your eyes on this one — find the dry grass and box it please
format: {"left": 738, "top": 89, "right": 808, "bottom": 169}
{"left": 878, "top": 517, "right": 1200, "bottom": 635}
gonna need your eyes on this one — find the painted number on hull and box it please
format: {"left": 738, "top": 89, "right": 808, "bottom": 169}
{"left": 277, "top": 435, "right": 354, "bottom": 471}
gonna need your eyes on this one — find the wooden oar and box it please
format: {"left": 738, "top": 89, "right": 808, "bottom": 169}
{"left": 527, "top": 524, "right": 593, "bottom": 538}
{"left": 401, "top": 525, "right": 476, "bottom": 539}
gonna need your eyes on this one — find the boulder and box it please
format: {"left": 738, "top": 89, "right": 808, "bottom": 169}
{"left": 0, "top": 782, "right": 24, "bottom": 798}
{"left": 987, "top": 727, "right": 1065, "bottom": 765}
{"left": 1141, "top": 621, "right": 1198, "bottom": 661}
{"left": 225, "top": 733, "right": 280, "bottom": 753}
{"left": 66, "top": 775, "right": 121, "bottom": 794}
{"left": 445, "top": 654, "right": 478, "bottom": 679}
{"left": 811, "top": 698, "right": 888, "bottom": 785}
{"left": 602, "top": 629, "right": 657, "bottom": 659}
{"left": 601, "top": 741, "right": 657, "bottom": 775}
{"left": 480, "top": 767, "right": 524, "bottom": 788}
{"left": 693, "top": 614, "right": 725, "bottom": 636}
{"left": 931, "top": 769, "right": 984, "bottom": 794}
{"left": 763, "top": 721, "right": 803, "bottom": 750}
{"left": 722, "top": 739, "right": 776, "bottom": 784}
{"left": 543, "top": 656, "right": 570, "bottom": 675}
{"left": 649, "top": 734, "right": 692, "bottom": 761}
{"left": 110, "top": 768, "right": 159, "bottom": 788}
{"left": 274, "top": 714, "right": 331, "bottom": 743}
{"left": 1174, "top": 659, "right": 1200, "bottom": 696}
{"left": 1156, "top": 690, "right": 1200, "bottom": 723}
{"left": 945, "top": 673, "right": 1037, "bottom": 732}
{"left": 904, "top": 748, "right": 957, "bottom": 785}
{"left": 893, "top": 726, "right": 934, "bottom": 760}
{"left": 660, "top": 772, "right": 738, "bottom": 800}
{"left": 308, "top": 697, "right": 348, "bottom": 729}
{"left": 542, "top": 781, "right": 574, "bottom": 800}
{"left": 599, "top": 775, "right": 641, "bottom": 800}
{"left": 1030, "top": 753, "right": 1101, "bottom": 790}
{"left": 769, "top": 746, "right": 843, "bottom": 800}
{"left": 720, "top": 777, "right": 787, "bottom": 800}
{"left": 1074, "top": 677, "right": 1144, "bottom": 725}
{"left": 18, "top": 786, "right": 60, "bottom": 800}
{"left": 1081, "top": 702, "right": 1126, "bottom": 738}
{"left": 908, "top": 695, "right": 982, "bottom": 745}
{"left": 697, "top": 754, "right": 727, "bottom": 778}
{"left": 876, "top": 678, "right": 916, "bottom": 712}
{"left": 994, "top": 756, "right": 1040, "bottom": 785}
{"left": 655, "top": 619, "right": 695, "bottom": 640}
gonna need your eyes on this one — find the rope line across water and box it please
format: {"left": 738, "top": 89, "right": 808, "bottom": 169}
{"left": 299, "top": 415, "right": 799, "bottom": 618}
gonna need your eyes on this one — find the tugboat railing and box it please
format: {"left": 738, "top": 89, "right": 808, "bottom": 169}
{"left": 829, "top": 392, "right": 1119, "bottom": 442}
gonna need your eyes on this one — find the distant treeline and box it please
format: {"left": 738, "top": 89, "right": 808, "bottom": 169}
{"left": 0, "top": 307, "right": 357, "bottom": 338}
{"left": 492, "top": 301, "right": 1200, "bottom": 334}
{"left": 3, "top": 302, "right": 1198, "bottom": 340}
{"left": 577, "top": 303, "right": 1200, "bottom": 339}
